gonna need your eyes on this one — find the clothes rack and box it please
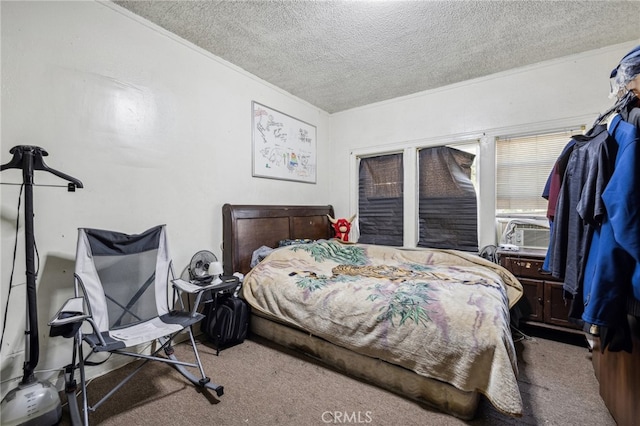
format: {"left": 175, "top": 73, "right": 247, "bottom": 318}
{"left": 1, "top": 145, "right": 83, "bottom": 384}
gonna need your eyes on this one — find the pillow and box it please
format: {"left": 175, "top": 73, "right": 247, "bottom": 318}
{"left": 278, "top": 238, "right": 314, "bottom": 247}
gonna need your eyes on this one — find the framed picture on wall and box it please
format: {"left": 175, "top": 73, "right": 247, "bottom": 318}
{"left": 252, "top": 101, "right": 317, "bottom": 184}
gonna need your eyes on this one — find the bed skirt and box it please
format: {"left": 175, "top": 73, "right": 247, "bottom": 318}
{"left": 249, "top": 312, "right": 480, "bottom": 420}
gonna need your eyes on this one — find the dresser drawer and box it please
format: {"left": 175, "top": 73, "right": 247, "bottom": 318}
{"left": 501, "top": 256, "right": 555, "bottom": 281}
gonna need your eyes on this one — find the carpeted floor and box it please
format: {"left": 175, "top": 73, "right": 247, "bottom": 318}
{"left": 59, "top": 329, "right": 615, "bottom": 426}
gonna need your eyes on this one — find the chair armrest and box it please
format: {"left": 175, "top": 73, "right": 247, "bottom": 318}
{"left": 49, "top": 297, "right": 90, "bottom": 326}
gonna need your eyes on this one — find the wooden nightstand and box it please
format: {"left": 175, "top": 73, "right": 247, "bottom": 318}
{"left": 498, "top": 248, "right": 581, "bottom": 332}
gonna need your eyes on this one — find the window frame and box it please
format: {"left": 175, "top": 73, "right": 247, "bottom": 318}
{"left": 350, "top": 133, "right": 482, "bottom": 248}
{"left": 348, "top": 115, "right": 594, "bottom": 248}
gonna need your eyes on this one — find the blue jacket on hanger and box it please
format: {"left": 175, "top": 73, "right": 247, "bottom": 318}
{"left": 582, "top": 114, "right": 640, "bottom": 327}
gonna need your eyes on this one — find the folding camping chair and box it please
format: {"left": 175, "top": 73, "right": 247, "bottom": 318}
{"left": 49, "top": 225, "right": 223, "bottom": 425}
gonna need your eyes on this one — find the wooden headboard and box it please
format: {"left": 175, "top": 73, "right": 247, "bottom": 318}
{"left": 222, "top": 204, "right": 335, "bottom": 275}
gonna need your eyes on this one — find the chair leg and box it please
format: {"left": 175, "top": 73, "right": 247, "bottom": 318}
{"left": 161, "top": 331, "right": 224, "bottom": 397}
{"left": 77, "top": 337, "right": 90, "bottom": 426}
{"left": 187, "top": 327, "right": 207, "bottom": 379}
{"left": 63, "top": 329, "right": 223, "bottom": 425}
{"left": 63, "top": 334, "right": 89, "bottom": 426}
{"left": 64, "top": 363, "right": 82, "bottom": 426}
{"left": 66, "top": 390, "right": 82, "bottom": 426}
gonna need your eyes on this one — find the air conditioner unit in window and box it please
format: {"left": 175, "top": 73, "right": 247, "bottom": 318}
{"left": 499, "top": 219, "right": 550, "bottom": 249}
{"left": 514, "top": 228, "right": 550, "bottom": 249}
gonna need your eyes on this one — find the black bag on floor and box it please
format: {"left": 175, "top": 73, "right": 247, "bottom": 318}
{"left": 202, "top": 293, "right": 250, "bottom": 353}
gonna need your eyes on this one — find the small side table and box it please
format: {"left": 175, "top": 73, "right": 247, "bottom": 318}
{"left": 172, "top": 276, "right": 239, "bottom": 316}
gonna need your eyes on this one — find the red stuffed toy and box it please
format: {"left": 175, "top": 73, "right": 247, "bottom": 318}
{"left": 327, "top": 214, "right": 356, "bottom": 242}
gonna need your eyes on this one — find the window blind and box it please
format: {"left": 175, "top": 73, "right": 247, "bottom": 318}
{"left": 496, "top": 129, "right": 583, "bottom": 215}
{"left": 358, "top": 154, "right": 404, "bottom": 246}
{"left": 418, "top": 146, "right": 478, "bottom": 251}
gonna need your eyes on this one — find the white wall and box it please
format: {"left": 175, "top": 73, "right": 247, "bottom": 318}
{"left": 329, "top": 40, "right": 639, "bottom": 248}
{"left": 2, "top": 0, "right": 637, "bottom": 399}
{"left": 0, "top": 1, "right": 331, "bottom": 395}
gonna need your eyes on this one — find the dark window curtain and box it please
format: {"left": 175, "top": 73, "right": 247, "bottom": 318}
{"left": 418, "top": 146, "right": 478, "bottom": 252}
{"left": 358, "top": 154, "right": 403, "bottom": 246}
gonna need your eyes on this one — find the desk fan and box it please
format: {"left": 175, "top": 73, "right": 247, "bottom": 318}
{"left": 188, "top": 250, "right": 223, "bottom": 284}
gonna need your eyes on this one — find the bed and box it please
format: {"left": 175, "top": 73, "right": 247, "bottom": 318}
{"left": 222, "top": 204, "right": 523, "bottom": 419}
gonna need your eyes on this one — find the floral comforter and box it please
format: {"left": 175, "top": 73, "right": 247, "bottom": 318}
{"left": 242, "top": 241, "right": 523, "bottom": 416}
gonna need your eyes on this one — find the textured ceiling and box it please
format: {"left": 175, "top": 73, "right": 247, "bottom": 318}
{"left": 113, "top": 1, "right": 640, "bottom": 113}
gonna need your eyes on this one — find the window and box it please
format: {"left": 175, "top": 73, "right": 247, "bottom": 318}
{"left": 358, "top": 153, "right": 403, "bottom": 246}
{"left": 353, "top": 126, "right": 587, "bottom": 249}
{"left": 356, "top": 140, "right": 479, "bottom": 250}
{"left": 496, "top": 129, "right": 582, "bottom": 217}
{"left": 418, "top": 145, "right": 478, "bottom": 252}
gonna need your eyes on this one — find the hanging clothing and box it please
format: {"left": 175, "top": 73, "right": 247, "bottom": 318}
{"left": 621, "top": 99, "right": 640, "bottom": 128}
{"left": 542, "top": 139, "right": 577, "bottom": 220}
{"left": 547, "top": 126, "right": 617, "bottom": 301}
{"left": 541, "top": 139, "right": 577, "bottom": 273}
{"left": 582, "top": 113, "right": 640, "bottom": 351}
